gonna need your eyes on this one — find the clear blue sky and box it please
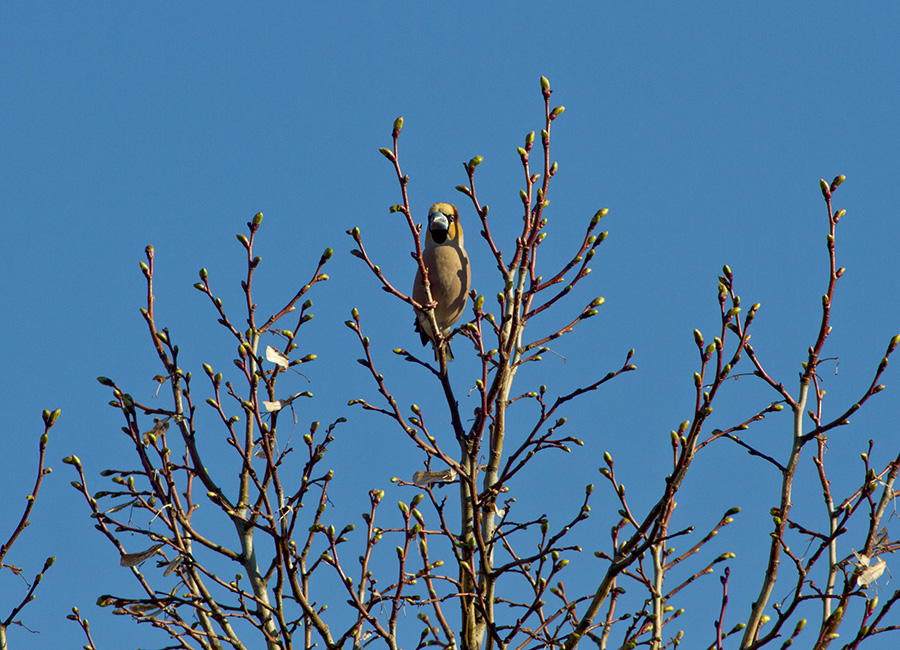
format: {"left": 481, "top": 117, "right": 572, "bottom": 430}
{"left": 3, "top": 4, "right": 899, "bottom": 648}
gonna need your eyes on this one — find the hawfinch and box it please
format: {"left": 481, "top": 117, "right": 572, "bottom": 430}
{"left": 413, "top": 203, "right": 471, "bottom": 361}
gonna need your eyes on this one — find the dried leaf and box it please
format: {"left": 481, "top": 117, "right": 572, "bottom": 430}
{"left": 163, "top": 556, "right": 183, "bottom": 577}
{"left": 413, "top": 469, "right": 457, "bottom": 486}
{"left": 152, "top": 375, "right": 168, "bottom": 397}
{"left": 104, "top": 499, "right": 136, "bottom": 515}
{"left": 262, "top": 393, "right": 305, "bottom": 412}
{"left": 125, "top": 602, "right": 162, "bottom": 615}
{"left": 142, "top": 417, "right": 170, "bottom": 443}
{"left": 121, "top": 543, "right": 164, "bottom": 567}
{"left": 858, "top": 558, "right": 887, "bottom": 587}
{"left": 266, "top": 346, "right": 290, "bottom": 368}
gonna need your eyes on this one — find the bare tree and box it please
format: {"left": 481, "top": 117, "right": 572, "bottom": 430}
{"left": 68, "top": 77, "right": 900, "bottom": 650}
{"left": 1, "top": 409, "right": 59, "bottom": 650}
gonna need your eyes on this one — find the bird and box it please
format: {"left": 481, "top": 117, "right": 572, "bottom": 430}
{"left": 412, "top": 202, "right": 471, "bottom": 361}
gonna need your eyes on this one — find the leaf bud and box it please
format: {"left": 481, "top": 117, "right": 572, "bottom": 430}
{"left": 378, "top": 147, "right": 395, "bottom": 161}
{"left": 888, "top": 333, "right": 900, "bottom": 353}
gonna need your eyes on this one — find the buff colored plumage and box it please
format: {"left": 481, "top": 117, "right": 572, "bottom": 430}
{"left": 413, "top": 203, "right": 471, "bottom": 361}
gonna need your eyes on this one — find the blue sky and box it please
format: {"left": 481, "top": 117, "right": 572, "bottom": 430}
{"left": 3, "top": 4, "right": 900, "bottom": 649}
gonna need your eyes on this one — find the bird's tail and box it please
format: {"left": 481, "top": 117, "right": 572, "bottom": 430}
{"left": 414, "top": 316, "right": 454, "bottom": 362}
{"left": 435, "top": 340, "right": 454, "bottom": 362}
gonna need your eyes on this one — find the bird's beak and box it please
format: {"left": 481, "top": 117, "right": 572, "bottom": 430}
{"left": 429, "top": 213, "right": 450, "bottom": 244}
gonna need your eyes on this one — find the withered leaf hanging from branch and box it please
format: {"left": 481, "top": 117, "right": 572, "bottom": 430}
{"left": 262, "top": 393, "right": 306, "bottom": 413}
{"left": 413, "top": 469, "right": 457, "bottom": 486}
{"left": 265, "top": 346, "right": 290, "bottom": 368}
{"left": 120, "top": 543, "right": 164, "bottom": 567}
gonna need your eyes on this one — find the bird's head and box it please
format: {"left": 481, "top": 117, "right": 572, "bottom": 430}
{"left": 425, "top": 203, "right": 463, "bottom": 247}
